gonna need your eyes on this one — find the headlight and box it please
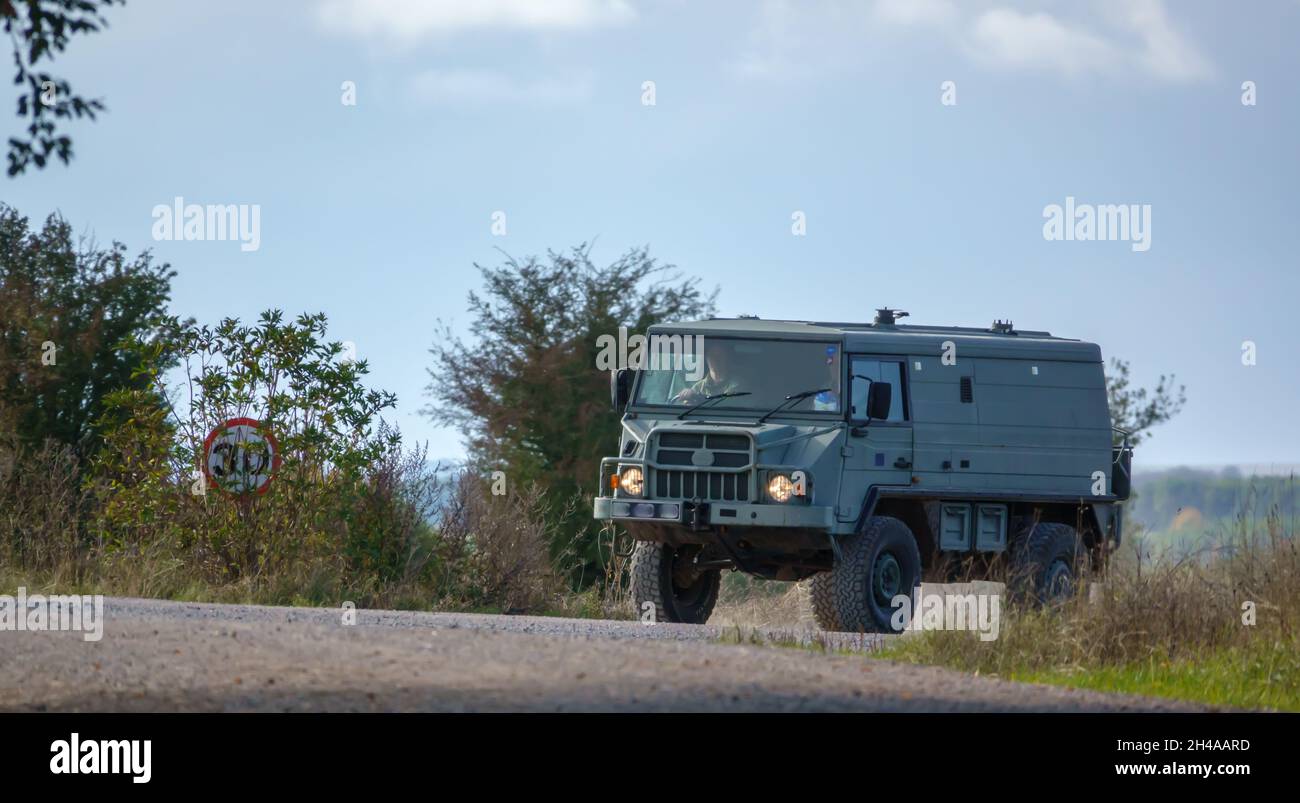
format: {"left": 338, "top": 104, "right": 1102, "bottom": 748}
{"left": 619, "top": 466, "right": 644, "bottom": 497}
{"left": 767, "top": 473, "right": 794, "bottom": 503}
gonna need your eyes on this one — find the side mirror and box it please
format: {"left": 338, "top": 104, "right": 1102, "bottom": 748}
{"left": 866, "top": 381, "right": 892, "bottom": 420}
{"left": 610, "top": 369, "right": 632, "bottom": 411}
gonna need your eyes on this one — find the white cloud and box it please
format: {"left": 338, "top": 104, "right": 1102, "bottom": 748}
{"left": 409, "top": 68, "right": 593, "bottom": 105}
{"left": 969, "top": 8, "right": 1119, "bottom": 77}
{"left": 729, "top": 0, "right": 1212, "bottom": 84}
{"left": 318, "top": 0, "right": 635, "bottom": 42}
{"left": 967, "top": 2, "right": 1211, "bottom": 82}
{"left": 1104, "top": 0, "right": 1212, "bottom": 81}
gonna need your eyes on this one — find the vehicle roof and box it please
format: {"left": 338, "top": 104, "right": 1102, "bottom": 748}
{"left": 649, "top": 317, "right": 1103, "bottom": 362}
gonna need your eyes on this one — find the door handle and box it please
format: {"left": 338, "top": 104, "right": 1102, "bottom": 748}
{"left": 893, "top": 457, "right": 911, "bottom": 469}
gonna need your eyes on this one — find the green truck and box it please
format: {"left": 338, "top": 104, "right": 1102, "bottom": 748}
{"left": 593, "top": 309, "right": 1132, "bottom": 632}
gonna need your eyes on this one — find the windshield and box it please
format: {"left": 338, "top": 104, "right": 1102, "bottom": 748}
{"left": 633, "top": 337, "right": 842, "bottom": 415}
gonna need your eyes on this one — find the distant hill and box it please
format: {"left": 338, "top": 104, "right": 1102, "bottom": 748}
{"left": 1128, "top": 466, "right": 1298, "bottom": 535}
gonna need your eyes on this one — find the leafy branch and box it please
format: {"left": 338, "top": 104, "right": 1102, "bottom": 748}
{"left": 2, "top": 0, "right": 121, "bottom": 176}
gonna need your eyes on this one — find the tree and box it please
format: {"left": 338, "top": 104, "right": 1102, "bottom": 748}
{"left": 423, "top": 244, "right": 716, "bottom": 579}
{"left": 0, "top": 203, "right": 177, "bottom": 460}
{"left": 2, "top": 0, "right": 120, "bottom": 176}
{"left": 1105, "top": 357, "right": 1186, "bottom": 446}
{"left": 145, "top": 310, "right": 399, "bottom": 481}
{"left": 96, "top": 310, "right": 404, "bottom": 580}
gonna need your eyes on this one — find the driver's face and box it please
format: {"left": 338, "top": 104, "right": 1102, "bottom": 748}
{"left": 705, "top": 344, "right": 729, "bottom": 379}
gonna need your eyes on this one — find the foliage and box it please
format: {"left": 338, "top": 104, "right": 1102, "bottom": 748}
{"left": 156, "top": 310, "right": 398, "bottom": 480}
{"left": 93, "top": 310, "right": 401, "bottom": 580}
{"left": 423, "top": 244, "right": 716, "bottom": 582}
{"left": 0, "top": 203, "right": 177, "bottom": 459}
{"left": 0, "top": 201, "right": 579, "bottom": 613}
{"left": 434, "top": 472, "right": 570, "bottom": 613}
{"left": 0, "top": 432, "right": 90, "bottom": 572}
{"left": 9, "top": 306, "right": 564, "bottom": 612}
{"left": 1105, "top": 357, "right": 1186, "bottom": 446}
{"left": 882, "top": 511, "right": 1300, "bottom": 711}
{"left": 1, "top": 0, "right": 121, "bottom": 175}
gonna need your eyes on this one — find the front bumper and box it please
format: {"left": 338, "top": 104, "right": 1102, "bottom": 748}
{"left": 593, "top": 496, "right": 834, "bottom": 529}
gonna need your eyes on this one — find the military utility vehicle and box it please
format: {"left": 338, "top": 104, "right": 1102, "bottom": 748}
{"left": 594, "top": 310, "right": 1132, "bottom": 632}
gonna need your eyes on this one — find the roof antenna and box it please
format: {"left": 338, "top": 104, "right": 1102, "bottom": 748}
{"left": 874, "top": 308, "right": 909, "bottom": 326}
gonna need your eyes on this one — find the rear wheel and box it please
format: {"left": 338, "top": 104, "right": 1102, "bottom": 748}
{"left": 831, "top": 516, "right": 922, "bottom": 633}
{"left": 1011, "top": 521, "right": 1082, "bottom": 604}
{"left": 629, "top": 541, "right": 720, "bottom": 624}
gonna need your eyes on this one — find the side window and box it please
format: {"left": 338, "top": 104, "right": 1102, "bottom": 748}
{"left": 848, "top": 358, "right": 907, "bottom": 422}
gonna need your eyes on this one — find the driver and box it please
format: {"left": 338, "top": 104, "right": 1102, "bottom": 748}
{"left": 672, "top": 340, "right": 739, "bottom": 404}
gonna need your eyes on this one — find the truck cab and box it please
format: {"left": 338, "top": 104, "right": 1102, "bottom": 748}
{"left": 593, "top": 311, "right": 1129, "bottom": 632}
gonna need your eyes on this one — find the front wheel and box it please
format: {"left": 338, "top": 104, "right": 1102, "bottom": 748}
{"left": 803, "top": 572, "right": 842, "bottom": 631}
{"left": 831, "top": 516, "right": 922, "bottom": 633}
{"left": 629, "top": 542, "right": 721, "bottom": 624}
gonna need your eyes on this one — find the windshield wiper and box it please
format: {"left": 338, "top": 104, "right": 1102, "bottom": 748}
{"left": 677, "top": 391, "right": 751, "bottom": 420}
{"left": 755, "top": 387, "right": 831, "bottom": 425}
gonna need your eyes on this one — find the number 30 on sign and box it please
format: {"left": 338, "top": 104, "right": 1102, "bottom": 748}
{"left": 202, "top": 417, "right": 280, "bottom": 496}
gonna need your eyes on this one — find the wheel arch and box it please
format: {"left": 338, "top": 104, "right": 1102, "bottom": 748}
{"left": 869, "top": 497, "right": 933, "bottom": 568}
{"left": 1009, "top": 502, "right": 1105, "bottom": 553}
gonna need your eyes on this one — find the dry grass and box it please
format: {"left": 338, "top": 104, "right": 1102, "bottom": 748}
{"left": 710, "top": 573, "right": 809, "bottom": 629}
{"left": 436, "top": 472, "right": 570, "bottom": 614}
{"left": 885, "top": 507, "right": 1300, "bottom": 710}
{"left": 701, "top": 496, "right": 1299, "bottom": 708}
{"left": 0, "top": 437, "right": 577, "bottom": 615}
{"left": 0, "top": 437, "right": 95, "bottom": 577}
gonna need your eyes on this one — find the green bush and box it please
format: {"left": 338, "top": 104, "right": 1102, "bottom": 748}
{"left": 2, "top": 308, "right": 572, "bottom": 614}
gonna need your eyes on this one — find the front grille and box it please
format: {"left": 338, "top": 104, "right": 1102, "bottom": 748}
{"left": 648, "top": 429, "right": 753, "bottom": 502}
{"left": 706, "top": 434, "right": 749, "bottom": 451}
{"left": 654, "top": 469, "right": 750, "bottom": 502}
{"left": 656, "top": 449, "right": 695, "bottom": 466}
{"left": 659, "top": 432, "right": 703, "bottom": 448}
{"left": 655, "top": 448, "right": 748, "bottom": 468}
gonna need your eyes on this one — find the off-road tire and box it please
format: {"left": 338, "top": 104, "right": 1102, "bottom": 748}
{"left": 1011, "top": 521, "right": 1082, "bottom": 604}
{"left": 804, "top": 572, "right": 842, "bottom": 631}
{"left": 629, "top": 541, "right": 720, "bottom": 624}
{"left": 831, "top": 516, "right": 922, "bottom": 633}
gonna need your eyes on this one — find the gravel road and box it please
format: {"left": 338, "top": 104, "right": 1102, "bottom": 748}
{"left": 0, "top": 596, "right": 1207, "bottom": 712}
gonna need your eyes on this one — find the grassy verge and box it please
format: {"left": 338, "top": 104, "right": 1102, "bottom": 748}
{"left": 0, "top": 550, "right": 623, "bottom": 622}
{"left": 881, "top": 628, "right": 1299, "bottom": 711}
{"left": 877, "top": 508, "right": 1300, "bottom": 710}
{"left": 1, "top": 436, "right": 629, "bottom": 619}
{"left": 710, "top": 509, "right": 1300, "bottom": 711}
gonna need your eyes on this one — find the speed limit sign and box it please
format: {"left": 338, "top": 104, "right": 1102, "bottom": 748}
{"left": 202, "top": 417, "right": 280, "bottom": 496}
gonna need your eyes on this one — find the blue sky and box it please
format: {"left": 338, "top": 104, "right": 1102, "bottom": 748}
{"left": 4, "top": 0, "right": 1298, "bottom": 469}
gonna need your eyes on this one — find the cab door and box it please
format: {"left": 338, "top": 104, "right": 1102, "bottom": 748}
{"left": 835, "top": 355, "right": 913, "bottom": 522}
